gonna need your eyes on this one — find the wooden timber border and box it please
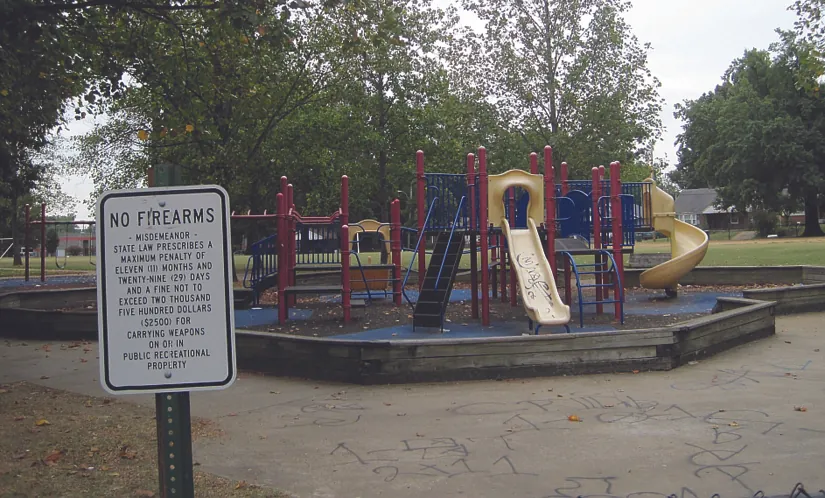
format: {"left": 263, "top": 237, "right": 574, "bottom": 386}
{"left": 4, "top": 264, "right": 825, "bottom": 383}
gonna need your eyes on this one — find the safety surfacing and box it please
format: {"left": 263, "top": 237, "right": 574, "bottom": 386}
{"left": 0, "top": 275, "right": 96, "bottom": 289}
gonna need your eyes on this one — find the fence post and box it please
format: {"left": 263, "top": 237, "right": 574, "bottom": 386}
{"left": 591, "top": 168, "right": 603, "bottom": 315}
{"left": 277, "top": 193, "right": 288, "bottom": 325}
{"left": 610, "top": 161, "right": 623, "bottom": 320}
{"left": 466, "top": 153, "right": 479, "bottom": 319}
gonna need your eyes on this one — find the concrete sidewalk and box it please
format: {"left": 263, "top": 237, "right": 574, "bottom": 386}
{"left": 2, "top": 314, "right": 824, "bottom": 498}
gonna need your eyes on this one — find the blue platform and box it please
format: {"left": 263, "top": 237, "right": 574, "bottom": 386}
{"left": 233, "top": 307, "right": 313, "bottom": 327}
{"left": 0, "top": 275, "right": 96, "bottom": 289}
{"left": 623, "top": 291, "right": 735, "bottom": 316}
{"left": 319, "top": 288, "right": 493, "bottom": 304}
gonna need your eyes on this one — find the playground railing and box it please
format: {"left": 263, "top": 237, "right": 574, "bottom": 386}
{"left": 402, "top": 194, "right": 439, "bottom": 306}
{"left": 597, "top": 195, "right": 637, "bottom": 247}
{"left": 347, "top": 222, "right": 398, "bottom": 304}
{"left": 295, "top": 221, "right": 341, "bottom": 265}
{"left": 434, "top": 195, "right": 466, "bottom": 289}
{"left": 244, "top": 233, "right": 279, "bottom": 290}
{"left": 425, "top": 174, "right": 471, "bottom": 230}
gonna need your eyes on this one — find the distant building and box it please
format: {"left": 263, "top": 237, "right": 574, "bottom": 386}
{"left": 674, "top": 188, "right": 750, "bottom": 230}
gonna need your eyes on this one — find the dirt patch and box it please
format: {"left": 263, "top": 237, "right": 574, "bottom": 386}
{"left": 0, "top": 382, "right": 285, "bottom": 498}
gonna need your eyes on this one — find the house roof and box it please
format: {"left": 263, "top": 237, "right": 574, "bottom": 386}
{"left": 675, "top": 188, "right": 733, "bottom": 215}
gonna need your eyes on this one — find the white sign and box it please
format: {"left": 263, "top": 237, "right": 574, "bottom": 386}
{"left": 96, "top": 186, "right": 236, "bottom": 394}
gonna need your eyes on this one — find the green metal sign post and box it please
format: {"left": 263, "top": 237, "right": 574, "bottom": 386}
{"left": 97, "top": 162, "right": 235, "bottom": 498}
{"left": 152, "top": 163, "right": 195, "bottom": 498}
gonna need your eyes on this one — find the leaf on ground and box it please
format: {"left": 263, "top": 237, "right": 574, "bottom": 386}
{"left": 40, "top": 376, "right": 50, "bottom": 380}
{"left": 728, "top": 421, "right": 740, "bottom": 427}
{"left": 568, "top": 415, "right": 582, "bottom": 422}
{"left": 35, "top": 419, "right": 50, "bottom": 426}
{"left": 794, "top": 406, "right": 808, "bottom": 412}
{"left": 119, "top": 445, "right": 137, "bottom": 459}
{"left": 44, "top": 449, "right": 64, "bottom": 465}
{"left": 235, "top": 480, "right": 248, "bottom": 489}
{"left": 80, "top": 358, "right": 88, "bottom": 363}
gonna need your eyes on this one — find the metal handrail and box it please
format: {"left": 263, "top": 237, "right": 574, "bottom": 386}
{"left": 434, "top": 195, "right": 466, "bottom": 289}
{"left": 402, "top": 193, "right": 440, "bottom": 306}
{"left": 561, "top": 249, "right": 624, "bottom": 328}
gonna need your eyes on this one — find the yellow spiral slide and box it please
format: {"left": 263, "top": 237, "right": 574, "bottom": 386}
{"left": 639, "top": 179, "right": 709, "bottom": 290}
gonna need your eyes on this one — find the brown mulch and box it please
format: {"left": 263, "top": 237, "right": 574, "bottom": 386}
{"left": 0, "top": 382, "right": 286, "bottom": 498}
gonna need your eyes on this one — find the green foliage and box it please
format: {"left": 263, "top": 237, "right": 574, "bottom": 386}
{"left": 453, "top": 0, "right": 663, "bottom": 178}
{"left": 674, "top": 31, "right": 825, "bottom": 236}
{"left": 45, "top": 228, "right": 59, "bottom": 256}
{"left": 751, "top": 209, "right": 779, "bottom": 237}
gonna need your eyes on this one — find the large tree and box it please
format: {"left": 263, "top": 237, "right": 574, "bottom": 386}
{"left": 454, "top": 0, "right": 663, "bottom": 177}
{"left": 673, "top": 31, "right": 825, "bottom": 237}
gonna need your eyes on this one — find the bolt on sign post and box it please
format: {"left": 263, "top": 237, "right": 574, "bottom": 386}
{"left": 96, "top": 166, "right": 236, "bottom": 498}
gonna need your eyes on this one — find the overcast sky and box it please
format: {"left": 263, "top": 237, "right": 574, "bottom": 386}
{"left": 61, "top": 0, "right": 797, "bottom": 218}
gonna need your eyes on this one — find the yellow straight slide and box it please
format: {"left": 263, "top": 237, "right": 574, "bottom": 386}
{"left": 639, "top": 179, "right": 709, "bottom": 290}
{"left": 501, "top": 217, "right": 571, "bottom": 327}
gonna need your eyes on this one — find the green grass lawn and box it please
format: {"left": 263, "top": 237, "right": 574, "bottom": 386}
{"left": 4, "top": 237, "right": 825, "bottom": 280}
{"left": 634, "top": 237, "right": 825, "bottom": 266}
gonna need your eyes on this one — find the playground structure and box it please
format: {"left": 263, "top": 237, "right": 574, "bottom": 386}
{"left": 409, "top": 147, "right": 640, "bottom": 330}
{"left": 22, "top": 203, "right": 97, "bottom": 282}
{"left": 238, "top": 175, "right": 404, "bottom": 325}
{"left": 20, "top": 145, "right": 710, "bottom": 334}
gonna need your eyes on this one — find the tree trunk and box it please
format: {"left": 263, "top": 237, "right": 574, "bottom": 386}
{"left": 801, "top": 190, "right": 824, "bottom": 237}
{"left": 11, "top": 196, "right": 22, "bottom": 266}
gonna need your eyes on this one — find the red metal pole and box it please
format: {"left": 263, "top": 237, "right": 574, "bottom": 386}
{"left": 340, "top": 175, "right": 349, "bottom": 228}
{"left": 466, "top": 153, "right": 479, "bottom": 319}
{"left": 529, "top": 152, "right": 538, "bottom": 175}
{"left": 40, "top": 203, "right": 46, "bottom": 282}
{"left": 508, "top": 187, "right": 517, "bottom": 307}
{"left": 416, "top": 150, "right": 426, "bottom": 289}
{"left": 342, "top": 224, "right": 351, "bottom": 323}
{"left": 391, "top": 199, "right": 402, "bottom": 306}
{"left": 544, "top": 146, "right": 556, "bottom": 276}
{"left": 561, "top": 162, "right": 569, "bottom": 196}
{"left": 24, "top": 204, "right": 30, "bottom": 282}
{"left": 610, "top": 161, "right": 623, "bottom": 320}
{"left": 478, "top": 147, "right": 490, "bottom": 326}
{"left": 341, "top": 177, "right": 351, "bottom": 321}
{"left": 277, "top": 193, "right": 288, "bottom": 324}
{"left": 287, "top": 183, "right": 296, "bottom": 307}
{"left": 591, "top": 167, "right": 603, "bottom": 315}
